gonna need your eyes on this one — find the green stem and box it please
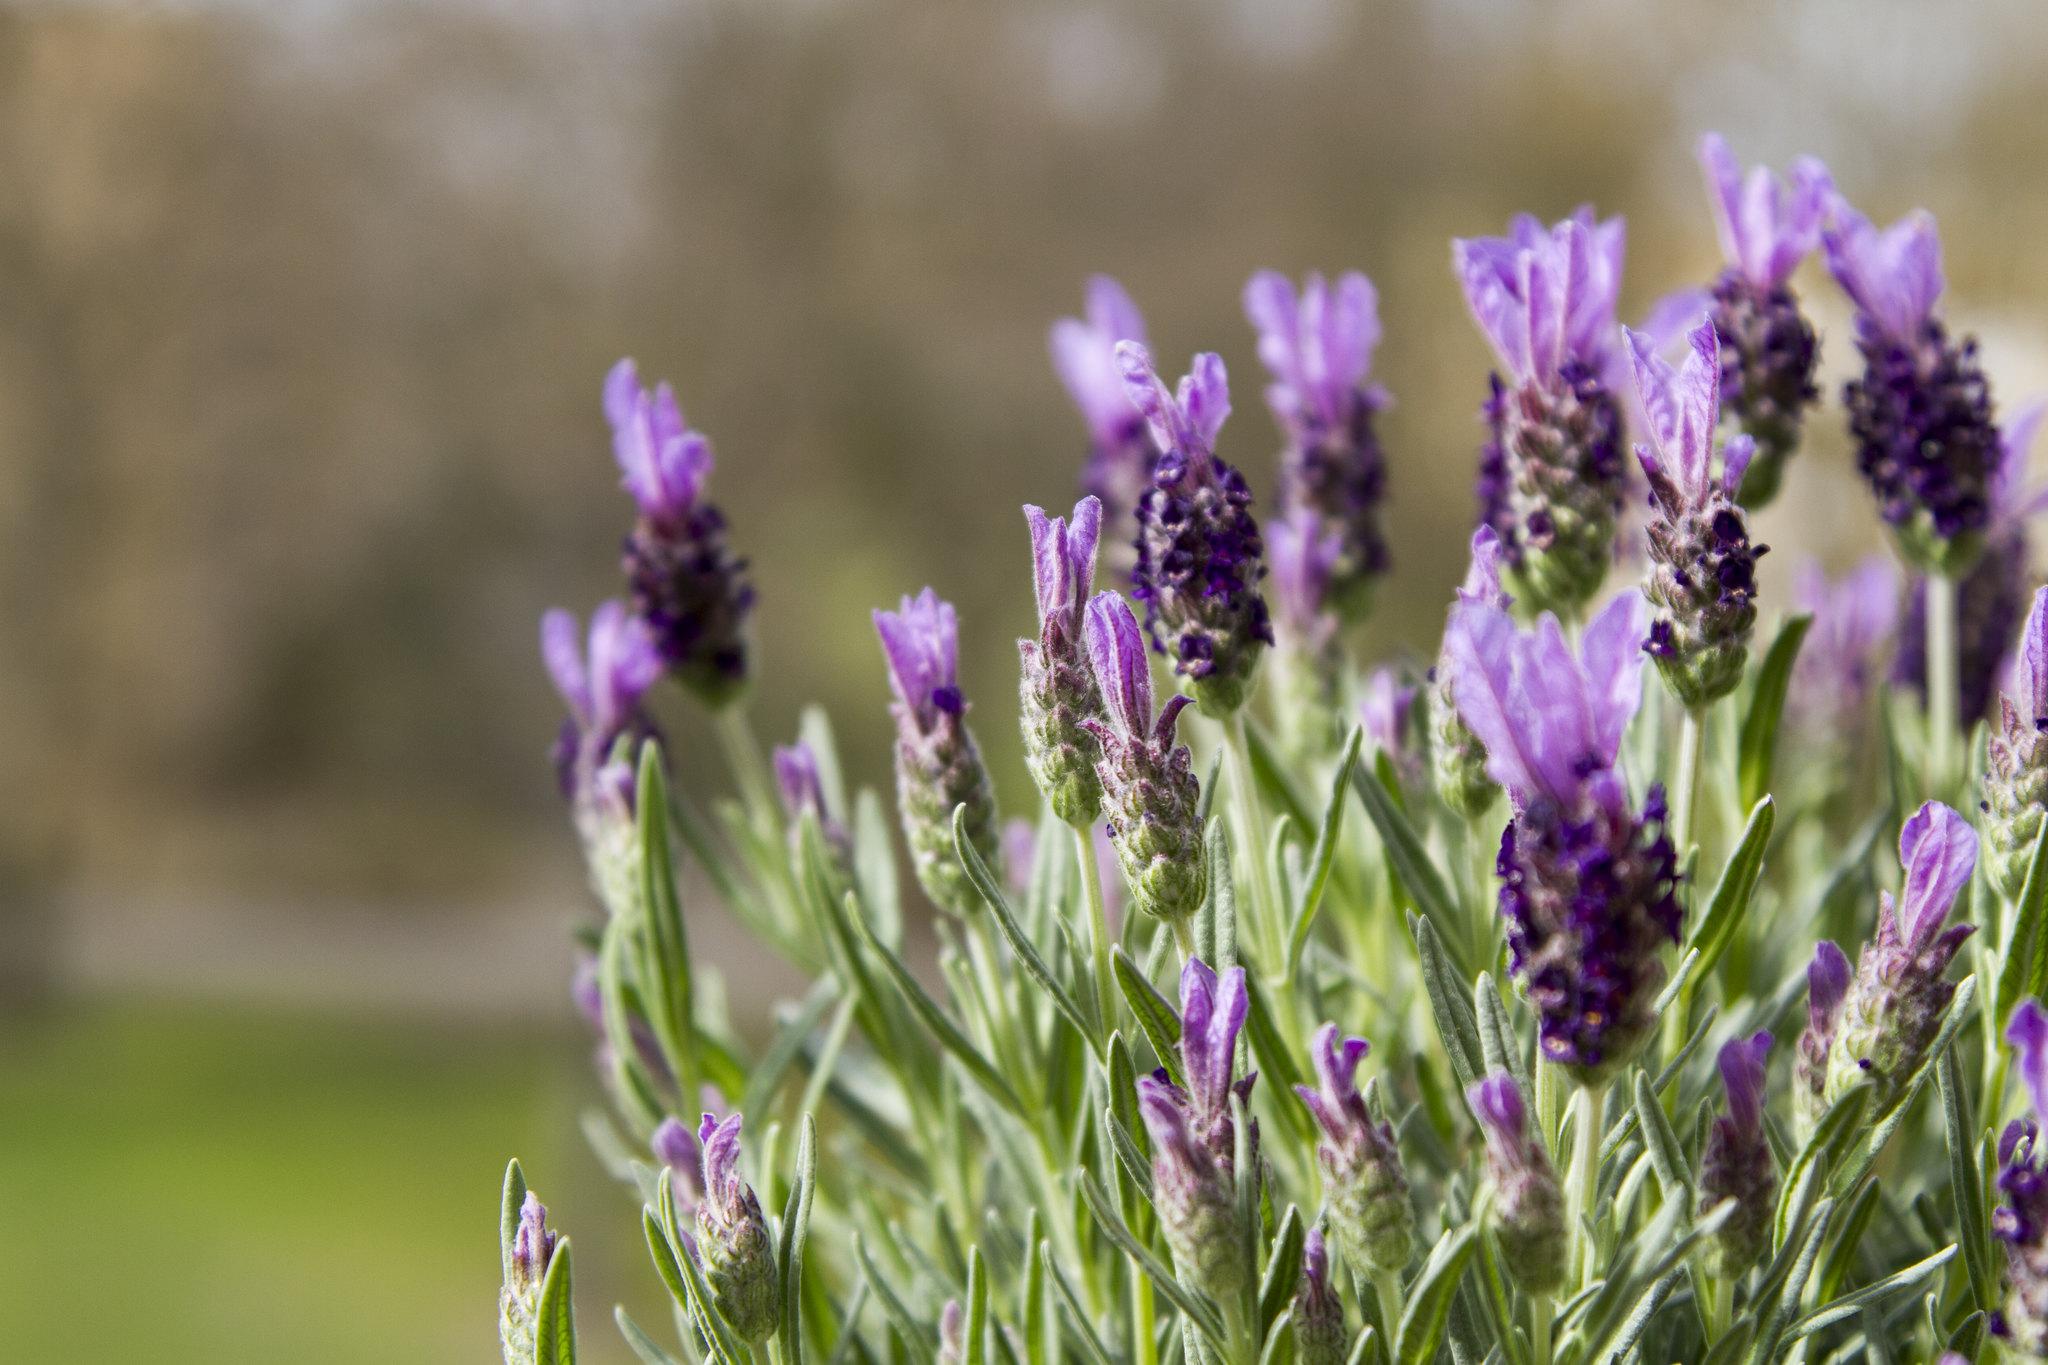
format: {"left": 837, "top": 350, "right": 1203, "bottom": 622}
{"left": 1568, "top": 1083, "right": 1605, "bottom": 1291}
{"left": 1374, "top": 1269, "right": 1404, "bottom": 1358}
{"left": 1530, "top": 1293, "right": 1554, "bottom": 1365}
{"left": 1220, "top": 710, "right": 1284, "bottom": 973}
{"left": 714, "top": 703, "right": 780, "bottom": 837}
{"left": 1672, "top": 707, "right": 1705, "bottom": 857}
{"left": 1928, "top": 571, "right": 1959, "bottom": 795}
{"left": 1169, "top": 916, "right": 1197, "bottom": 963}
{"left": 1074, "top": 824, "right": 1117, "bottom": 1040}
{"left": 1132, "top": 1262, "right": 1158, "bottom": 1365}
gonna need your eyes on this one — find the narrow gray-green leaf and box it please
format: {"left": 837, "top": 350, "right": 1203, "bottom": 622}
{"left": 1474, "top": 973, "right": 1529, "bottom": 1100}
{"left": 1998, "top": 820, "right": 2048, "bottom": 1019}
{"left": 1041, "top": 1243, "right": 1116, "bottom": 1365}
{"left": 1355, "top": 763, "right": 1473, "bottom": 977}
{"left": 954, "top": 805, "right": 1096, "bottom": 1047}
{"left": 963, "top": 1245, "right": 989, "bottom": 1365}
{"left": 1113, "top": 945, "right": 1185, "bottom": 1086}
{"left": 1397, "top": 1223, "right": 1479, "bottom": 1365}
{"left": 1940, "top": 1049, "right": 1995, "bottom": 1314}
{"left": 1287, "top": 727, "right": 1362, "bottom": 973}
{"left": 614, "top": 1306, "right": 684, "bottom": 1365}
{"left": 1738, "top": 613, "right": 1811, "bottom": 811}
{"left": 533, "top": 1238, "right": 577, "bottom": 1365}
{"left": 1787, "top": 1245, "right": 1956, "bottom": 1341}
{"left": 1259, "top": 1205, "right": 1307, "bottom": 1336}
{"left": 1633, "top": 1071, "right": 1694, "bottom": 1209}
{"left": 1078, "top": 1170, "right": 1228, "bottom": 1349}
{"left": 501, "top": 1159, "right": 529, "bottom": 1284}
{"left": 1688, "top": 795, "right": 1775, "bottom": 984}
{"left": 1414, "top": 916, "right": 1483, "bottom": 1097}
{"left": 778, "top": 1114, "right": 817, "bottom": 1365}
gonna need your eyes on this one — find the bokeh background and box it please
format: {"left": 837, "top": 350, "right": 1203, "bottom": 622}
{"left": 6, "top": 0, "right": 2048, "bottom": 1358}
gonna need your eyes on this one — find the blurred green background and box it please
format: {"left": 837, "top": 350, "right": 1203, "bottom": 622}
{"left": 5, "top": 0, "right": 2048, "bottom": 1358}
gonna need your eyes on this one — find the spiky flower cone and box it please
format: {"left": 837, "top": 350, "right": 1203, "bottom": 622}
{"left": 696, "top": 1113, "right": 780, "bottom": 1343}
{"left": 1296, "top": 1025, "right": 1415, "bottom": 1276}
{"left": 1019, "top": 498, "right": 1107, "bottom": 826}
{"left": 1291, "top": 1230, "right": 1349, "bottom": 1365}
{"left": 499, "top": 1192, "right": 560, "bottom": 1365}
{"left": 1469, "top": 1074, "right": 1566, "bottom": 1295}
{"left": 1699, "top": 1032, "right": 1778, "bottom": 1277}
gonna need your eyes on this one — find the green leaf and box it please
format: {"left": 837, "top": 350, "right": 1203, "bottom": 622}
{"left": 534, "top": 1238, "right": 577, "bottom": 1365}
{"left": 963, "top": 1245, "right": 989, "bottom": 1365}
{"left": 1997, "top": 821, "right": 2048, "bottom": 1021}
{"left": 853, "top": 1232, "right": 934, "bottom": 1353}
{"left": 1751, "top": 1199, "right": 1835, "bottom": 1363}
{"left": 1102, "top": 1104, "right": 1155, "bottom": 1204}
{"left": 1396, "top": 1223, "right": 1478, "bottom": 1365}
{"left": 1021, "top": 1210, "right": 1046, "bottom": 1365}
{"left": 1113, "top": 946, "right": 1184, "bottom": 1086}
{"left": 1633, "top": 1071, "right": 1694, "bottom": 1210}
{"left": 500, "top": 1159, "right": 530, "bottom": 1285}
{"left": 636, "top": 742, "right": 696, "bottom": 1090}
{"left": 1941, "top": 1049, "right": 1996, "bottom": 1315}
{"left": 1772, "top": 1085, "right": 1868, "bottom": 1252}
{"left": 1356, "top": 764, "right": 1474, "bottom": 977}
{"left": 1258, "top": 1205, "right": 1307, "bottom": 1337}
{"left": 1077, "top": 1170, "right": 1228, "bottom": 1350}
{"left": 1786, "top": 1245, "right": 1956, "bottom": 1341}
{"left": 954, "top": 805, "right": 1096, "bottom": 1047}
{"left": 778, "top": 1114, "right": 818, "bottom": 1364}
{"left": 1687, "top": 796, "right": 1776, "bottom": 985}
{"left": 1738, "top": 613, "right": 1811, "bottom": 811}
{"left": 1474, "top": 973, "right": 1529, "bottom": 1101}
{"left": 1413, "top": 916, "right": 1482, "bottom": 1097}
{"left": 852, "top": 789, "right": 902, "bottom": 949}
{"left": 614, "top": 1306, "right": 684, "bottom": 1365}
{"left": 1287, "top": 728, "right": 1362, "bottom": 973}
{"left": 1196, "top": 817, "right": 1238, "bottom": 971}
{"left": 1040, "top": 1243, "right": 1116, "bottom": 1365}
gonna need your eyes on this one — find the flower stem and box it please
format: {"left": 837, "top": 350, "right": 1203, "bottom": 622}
{"left": 1074, "top": 823, "right": 1117, "bottom": 1039}
{"left": 1374, "top": 1269, "right": 1404, "bottom": 1357}
{"left": 1568, "top": 1083, "right": 1605, "bottom": 1291}
{"left": 1672, "top": 707, "right": 1705, "bottom": 856}
{"left": 1221, "top": 710, "right": 1284, "bottom": 973}
{"left": 1928, "top": 571, "right": 1959, "bottom": 795}
{"left": 1131, "top": 1262, "right": 1157, "bottom": 1365}
{"left": 1530, "top": 1293, "right": 1554, "bottom": 1365}
{"left": 714, "top": 703, "right": 779, "bottom": 837}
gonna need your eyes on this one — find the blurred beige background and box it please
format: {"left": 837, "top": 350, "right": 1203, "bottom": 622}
{"left": 3, "top": 0, "right": 2048, "bottom": 1358}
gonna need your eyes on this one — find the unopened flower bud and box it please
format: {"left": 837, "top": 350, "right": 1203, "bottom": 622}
{"left": 1793, "top": 941, "right": 1852, "bottom": 1138}
{"left": 1292, "top": 1229, "right": 1348, "bottom": 1365}
{"left": 1430, "top": 528, "right": 1511, "bottom": 818}
{"left": 774, "top": 740, "right": 849, "bottom": 862}
{"left": 541, "top": 603, "right": 663, "bottom": 915}
{"left": 1988, "top": 590, "right": 2048, "bottom": 899}
{"left": 695, "top": 1112, "right": 780, "bottom": 1343}
{"left": 1019, "top": 498, "right": 1107, "bottom": 826}
{"left": 1296, "top": 1024, "right": 1413, "bottom": 1275}
{"left": 499, "top": 1192, "right": 561, "bottom": 1364}
{"left": 937, "top": 1300, "right": 966, "bottom": 1364}
{"left": 1469, "top": 1073, "right": 1566, "bottom": 1295}
{"left": 651, "top": 1116, "right": 706, "bottom": 1223}
{"left": 1700, "top": 1031, "right": 1777, "bottom": 1276}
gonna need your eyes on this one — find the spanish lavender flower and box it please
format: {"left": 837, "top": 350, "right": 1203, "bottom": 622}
{"left": 1455, "top": 208, "right": 1629, "bottom": 617}
{"left": 652, "top": 1115, "right": 707, "bottom": 1222}
{"left": 606, "top": 360, "right": 754, "bottom": 704}
{"left": 1135, "top": 960, "right": 1255, "bottom": 1302}
{"left": 1267, "top": 506, "right": 1345, "bottom": 758}
{"left": 1794, "top": 941, "right": 1852, "bottom": 1136}
{"left": 1359, "top": 667, "right": 1423, "bottom": 796}
{"left": 1998, "top": 1000, "right": 2048, "bottom": 1355}
{"left": 695, "top": 1112, "right": 779, "bottom": 1343}
{"left": 1051, "top": 276, "right": 1154, "bottom": 548}
{"left": 1078, "top": 593, "right": 1206, "bottom": 926}
{"left": 1468, "top": 1073, "right": 1566, "bottom": 1295}
{"left": 874, "top": 589, "right": 1000, "bottom": 915}
{"left": 774, "top": 740, "right": 848, "bottom": 860}
{"left": 1295, "top": 1024, "right": 1414, "bottom": 1275}
{"left": 1696, "top": 134, "right": 1832, "bottom": 507}
{"left": 1822, "top": 802, "right": 1978, "bottom": 1114}
{"left": 1825, "top": 205, "right": 2000, "bottom": 575}
{"left": 1786, "top": 555, "right": 1900, "bottom": 756}
{"left": 1446, "top": 590, "right": 1681, "bottom": 1081}
{"left": 499, "top": 1191, "right": 561, "bottom": 1364}
{"left": 1244, "top": 269, "right": 1391, "bottom": 620}
{"left": 543, "top": 602, "right": 663, "bottom": 911}
{"left": 1430, "top": 527, "right": 1512, "bottom": 818}
{"left": 1119, "top": 342, "right": 1273, "bottom": 713}
{"left": 1019, "top": 497, "right": 1106, "bottom": 826}
{"left": 1699, "top": 1030, "right": 1777, "bottom": 1277}
{"left": 1988, "top": 589, "right": 2048, "bottom": 898}
{"left": 1896, "top": 399, "right": 2048, "bottom": 729}
{"left": 1291, "top": 1228, "right": 1348, "bottom": 1365}
{"left": 1624, "top": 318, "right": 1766, "bottom": 707}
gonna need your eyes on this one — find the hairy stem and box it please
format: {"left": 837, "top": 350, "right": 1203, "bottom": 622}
{"left": 1221, "top": 710, "right": 1284, "bottom": 973}
{"left": 1671, "top": 707, "right": 1705, "bottom": 856}
{"left": 1373, "top": 1268, "right": 1404, "bottom": 1359}
{"left": 1074, "top": 823, "right": 1117, "bottom": 1041}
{"left": 1568, "top": 1083, "right": 1605, "bottom": 1291}
{"left": 1928, "top": 571, "right": 1959, "bottom": 795}
{"left": 714, "top": 702, "right": 781, "bottom": 840}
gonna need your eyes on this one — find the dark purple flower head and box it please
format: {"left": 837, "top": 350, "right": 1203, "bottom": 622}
{"left": 1267, "top": 506, "right": 1344, "bottom": 651}
{"left": 1702, "top": 1030, "right": 1778, "bottom": 1273}
{"left": 1025, "top": 497, "right": 1103, "bottom": 643}
{"left": 1824, "top": 205, "right": 1945, "bottom": 348}
{"left": 542, "top": 602, "right": 662, "bottom": 807}
{"left": 875, "top": 589, "right": 963, "bottom": 735}
{"left": 606, "top": 359, "right": 714, "bottom": 526}
{"left": 1051, "top": 276, "right": 1151, "bottom": 464}
{"left": 1698, "top": 134, "right": 1832, "bottom": 291}
{"left": 1245, "top": 270, "right": 1385, "bottom": 440}
{"left": 511, "top": 1191, "right": 558, "bottom": 1286}
{"left": 1717, "top": 1030, "right": 1773, "bottom": 1136}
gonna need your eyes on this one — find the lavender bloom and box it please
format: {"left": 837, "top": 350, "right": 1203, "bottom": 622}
{"left": 774, "top": 740, "right": 848, "bottom": 860}
{"left": 1468, "top": 1073, "right": 1566, "bottom": 1294}
{"left": 1696, "top": 134, "right": 1832, "bottom": 506}
{"left": 1291, "top": 1229, "right": 1348, "bottom": 1365}
{"left": 1078, "top": 593, "right": 1206, "bottom": 925}
{"left": 695, "top": 1112, "right": 779, "bottom": 1342}
{"left": 1823, "top": 802, "right": 1979, "bottom": 1113}
{"left": 1456, "top": 208, "right": 1629, "bottom": 617}
{"left": 1786, "top": 556, "right": 1900, "bottom": 757}
{"left": 1700, "top": 1031, "right": 1777, "bottom": 1275}
{"left": 1359, "top": 667, "right": 1422, "bottom": 794}
{"left": 1987, "top": 588, "right": 2048, "bottom": 897}
{"left": 1897, "top": 399, "right": 2048, "bottom": 730}
{"left": 1120, "top": 343, "right": 1273, "bottom": 713}
{"left": 1446, "top": 590, "right": 1681, "bottom": 1080}
{"left": 498, "top": 1192, "right": 562, "bottom": 1364}
{"left": 606, "top": 360, "right": 753, "bottom": 704}
{"left": 875, "top": 589, "right": 1000, "bottom": 915}
{"left": 651, "top": 1116, "right": 707, "bottom": 1220}
{"left": 1999, "top": 1000, "right": 2048, "bottom": 1354}
{"left": 1625, "top": 318, "right": 1766, "bottom": 707}
{"left": 543, "top": 603, "right": 664, "bottom": 912}
{"left": 1825, "top": 204, "right": 2000, "bottom": 575}
{"left": 1244, "top": 269, "right": 1392, "bottom": 620}
{"left": 1430, "top": 527, "right": 1512, "bottom": 818}
{"left": 1267, "top": 507, "right": 1346, "bottom": 758}
{"left": 1051, "top": 276, "right": 1155, "bottom": 547}
{"left": 1794, "top": 941, "right": 1853, "bottom": 1134}
{"left": 1294, "top": 1024, "right": 1414, "bottom": 1275}
{"left": 1019, "top": 497, "right": 1107, "bottom": 826}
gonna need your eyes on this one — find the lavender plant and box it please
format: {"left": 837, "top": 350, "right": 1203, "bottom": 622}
{"left": 503, "top": 141, "right": 2048, "bottom": 1365}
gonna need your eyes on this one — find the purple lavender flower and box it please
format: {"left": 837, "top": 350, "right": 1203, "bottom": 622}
{"left": 1794, "top": 941, "right": 1852, "bottom": 1134}
{"left": 1446, "top": 589, "right": 1680, "bottom": 1080}
{"left": 1987, "top": 588, "right": 2048, "bottom": 897}
{"left": 542, "top": 601, "right": 663, "bottom": 808}
{"left": 1119, "top": 343, "right": 1273, "bottom": 713}
{"left": 1430, "top": 527, "right": 1513, "bottom": 818}
{"left": 606, "top": 360, "right": 754, "bottom": 704}
{"left": 1700, "top": 1031, "right": 1777, "bottom": 1275}
{"left": 1696, "top": 134, "right": 1832, "bottom": 507}
{"left": 875, "top": 589, "right": 1000, "bottom": 914}
{"left": 1468, "top": 1073, "right": 1566, "bottom": 1294}
{"left": 695, "top": 1112, "right": 779, "bottom": 1342}
{"left": 1825, "top": 204, "right": 2000, "bottom": 575}
{"left": 1359, "top": 667, "right": 1422, "bottom": 794}
{"left": 1896, "top": 398, "right": 2048, "bottom": 730}
{"left": 1078, "top": 592, "right": 1206, "bottom": 926}
{"left": 1455, "top": 208, "right": 1629, "bottom": 616}
{"left": 1624, "top": 318, "right": 1766, "bottom": 707}
{"left": 1052, "top": 276, "right": 1155, "bottom": 549}
{"left": 1295, "top": 1024, "right": 1414, "bottom": 1275}
{"left": 1244, "top": 269, "right": 1392, "bottom": 620}
{"left": 1019, "top": 497, "right": 1107, "bottom": 826}
{"left": 499, "top": 1191, "right": 562, "bottom": 1362}
{"left": 1998, "top": 1000, "right": 2048, "bottom": 1353}
{"left": 1786, "top": 555, "right": 1900, "bottom": 757}
{"left": 652, "top": 1115, "right": 708, "bottom": 1221}
{"left": 1291, "top": 1228, "right": 1348, "bottom": 1365}
{"left": 1822, "top": 801, "right": 1978, "bottom": 1113}
{"left": 773, "top": 740, "right": 849, "bottom": 860}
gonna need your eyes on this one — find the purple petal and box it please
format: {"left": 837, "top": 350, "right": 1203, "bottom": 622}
{"left": 874, "top": 588, "right": 960, "bottom": 723}
{"left": 1444, "top": 602, "right": 1544, "bottom": 803}
{"left": 2014, "top": 588, "right": 2048, "bottom": 725}
{"left": 1083, "top": 592, "right": 1152, "bottom": 741}
{"left": 2009, "top": 999, "right": 2048, "bottom": 1124}
{"left": 1897, "top": 800, "right": 1978, "bottom": 949}
{"left": 1359, "top": 668, "right": 1416, "bottom": 760}
{"left": 1577, "top": 589, "right": 1650, "bottom": 768}
{"left": 1823, "top": 203, "right": 1944, "bottom": 343}
{"left": 1716, "top": 1030, "right": 1773, "bottom": 1135}
{"left": 587, "top": 601, "right": 662, "bottom": 735}
{"left": 1051, "top": 276, "right": 1148, "bottom": 447}
{"left": 1698, "top": 133, "right": 1749, "bottom": 277}
{"left": 1995, "top": 396, "right": 2048, "bottom": 521}
{"left": 698, "top": 1111, "right": 746, "bottom": 1218}
{"left": 1455, "top": 526, "right": 1513, "bottom": 611}
{"left": 1026, "top": 501, "right": 1100, "bottom": 634}
{"left": 1267, "top": 507, "right": 1342, "bottom": 641}
{"left": 1623, "top": 319, "right": 1718, "bottom": 502}
{"left": 541, "top": 608, "right": 591, "bottom": 723}
{"left": 773, "top": 742, "right": 825, "bottom": 821}
{"left": 1721, "top": 435, "right": 1757, "bottom": 499}
{"left": 1467, "top": 1072, "right": 1527, "bottom": 1148}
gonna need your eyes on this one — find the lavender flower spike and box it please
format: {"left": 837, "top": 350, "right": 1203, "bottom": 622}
{"left": 773, "top": 740, "right": 848, "bottom": 860}
{"left": 1468, "top": 1073, "right": 1566, "bottom": 1294}
{"left": 1244, "top": 269, "right": 1392, "bottom": 620}
{"left": 1429, "top": 527, "right": 1512, "bottom": 818}
{"left": 543, "top": 602, "right": 663, "bottom": 911}
{"left": 1456, "top": 208, "right": 1629, "bottom": 616}
{"left": 1358, "top": 668, "right": 1422, "bottom": 796}
{"left": 875, "top": 589, "right": 1000, "bottom": 915}
{"left": 1998, "top": 1000, "right": 2048, "bottom": 1354}
{"left": 1120, "top": 342, "right": 1273, "bottom": 713}
{"left": 1823, "top": 801, "right": 1979, "bottom": 1113}
{"left": 1078, "top": 592, "right": 1206, "bottom": 926}
{"left": 498, "top": 1190, "right": 562, "bottom": 1364}
{"left": 1447, "top": 590, "right": 1682, "bottom": 1081}
{"left": 1267, "top": 506, "right": 1346, "bottom": 758}
{"left": 1700, "top": 1031, "right": 1778, "bottom": 1276}
{"left": 1988, "top": 588, "right": 2048, "bottom": 897}
{"left": 1019, "top": 497, "right": 1107, "bottom": 826}
{"left": 1825, "top": 204, "right": 1999, "bottom": 575}
{"left": 1793, "top": 940, "right": 1853, "bottom": 1135}
{"left": 1625, "top": 318, "right": 1765, "bottom": 707}
{"left": 1697, "top": 134, "right": 1832, "bottom": 506}
{"left": 695, "top": 1112, "right": 780, "bottom": 1342}
{"left": 606, "top": 359, "right": 754, "bottom": 704}
{"left": 1051, "top": 276, "right": 1154, "bottom": 545}
{"left": 1294, "top": 1023, "right": 1414, "bottom": 1275}
{"left": 1787, "top": 556, "right": 1900, "bottom": 764}
{"left": 1291, "top": 1228, "right": 1348, "bottom": 1365}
